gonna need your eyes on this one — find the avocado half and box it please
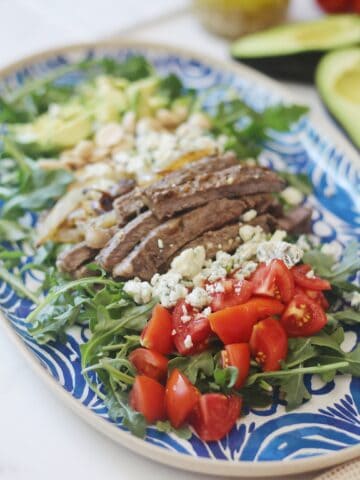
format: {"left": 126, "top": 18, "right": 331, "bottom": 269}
{"left": 316, "top": 47, "right": 360, "bottom": 149}
{"left": 231, "top": 14, "right": 360, "bottom": 82}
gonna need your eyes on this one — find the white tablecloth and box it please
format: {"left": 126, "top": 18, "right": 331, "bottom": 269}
{"left": 0, "top": 1, "right": 343, "bottom": 479}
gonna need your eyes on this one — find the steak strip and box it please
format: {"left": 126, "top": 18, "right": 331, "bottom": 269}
{"left": 96, "top": 211, "right": 161, "bottom": 270}
{"left": 56, "top": 242, "right": 97, "bottom": 273}
{"left": 113, "top": 188, "right": 147, "bottom": 226}
{"left": 113, "top": 194, "right": 272, "bottom": 280}
{"left": 142, "top": 165, "right": 286, "bottom": 220}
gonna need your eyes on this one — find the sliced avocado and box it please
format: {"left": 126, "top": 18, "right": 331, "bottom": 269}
{"left": 231, "top": 14, "right": 360, "bottom": 82}
{"left": 11, "top": 102, "right": 93, "bottom": 153}
{"left": 316, "top": 47, "right": 360, "bottom": 148}
{"left": 127, "top": 77, "right": 161, "bottom": 116}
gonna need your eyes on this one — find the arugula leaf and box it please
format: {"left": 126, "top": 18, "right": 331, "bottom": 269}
{"left": 105, "top": 390, "right": 147, "bottom": 438}
{"left": 214, "top": 366, "right": 238, "bottom": 389}
{"left": 262, "top": 105, "right": 308, "bottom": 131}
{"left": 210, "top": 99, "right": 308, "bottom": 158}
{"left": 0, "top": 219, "right": 30, "bottom": 241}
{"left": 328, "top": 309, "right": 360, "bottom": 326}
{"left": 168, "top": 351, "right": 214, "bottom": 384}
{"left": 158, "top": 74, "right": 183, "bottom": 102}
{"left": 155, "top": 421, "right": 192, "bottom": 440}
{"left": 279, "top": 372, "right": 311, "bottom": 411}
{"left": 0, "top": 265, "right": 39, "bottom": 305}
{"left": 285, "top": 337, "right": 316, "bottom": 368}
{"left": 303, "top": 242, "right": 360, "bottom": 284}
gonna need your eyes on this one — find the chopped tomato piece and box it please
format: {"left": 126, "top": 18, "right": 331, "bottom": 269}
{"left": 129, "top": 375, "right": 166, "bottom": 423}
{"left": 165, "top": 369, "right": 200, "bottom": 428}
{"left": 129, "top": 348, "right": 168, "bottom": 382}
{"left": 190, "top": 394, "right": 241, "bottom": 441}
{"left": 140, "top": 304, "right": 174, "bottom": 355}
{"left": 209, "top": 278, "right": 253, "bottom": 312}
{"left": 172, "top": 300, "right": 211, "bottom": 355}
{"left": 209, "top": 297, "right": 284, "bottom": 344}
{"left": 252, "top": 259, "right": 295, "bottom": 303}
{"left": 292, "top": 264, "right": 331, "bottom": 291}
{"left": 221, "top": 343, "right": 250, "bottom": 388}
{"left": 281, "top": 293, "right": 327, "bottom": 337}
{"left": 295, "top": 286, "right": 329, "bottom": 311}
{"left": 316, "top": 0, "right": 351, "bottom": 12}
{"left": 250, "top": 317, "right": 288, "bottom": 372}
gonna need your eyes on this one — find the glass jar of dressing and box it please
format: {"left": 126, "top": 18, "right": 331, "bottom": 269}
{"left": 193, "top": 0, "right": 289, "bottom": 38}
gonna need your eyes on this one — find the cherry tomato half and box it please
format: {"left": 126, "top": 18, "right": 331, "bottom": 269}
{"left": 209, "top": 297, "right": 285, "bottom": 344}
{"left": 250, "top": 317, "right": 288, "bottom": 372}
{"left": 252, "top": 259, "right": 295, "bottom": 303}
{"left": 129, "top": 348, "right": 168, "bottom": 382}
{"left": 165, "top": 369, "right": 200, "bottom": 428}
{"left": 221, "top": 343, "right": 250, "bottom": 388}
{"left": 129, "top": 375, "right": 166, "bottom": 423}
{"left": 172, "top": 300, "right": 211, "bottom": 355}
{"left": 209, "top": 278, "right": 253, "bottom": 312}
{"left": 281, "top": 293, "right": 327, "bottom": 337}
{"left": 295, "top": 286, "right": 329, "bottom": 311}
{"left": 292, "top": 264, "right": 331, "bottom": 291}
{"left": 190, "top": 394, "right": 241, "bottom": 441}
{"left": 140, "top": 304, "right": 174, "bottom": 355}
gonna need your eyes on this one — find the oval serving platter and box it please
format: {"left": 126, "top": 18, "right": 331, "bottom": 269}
{"left": 0, "top": 42, "right": 359, "bottom": 478}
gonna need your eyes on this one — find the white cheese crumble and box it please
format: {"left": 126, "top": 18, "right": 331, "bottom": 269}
{"left": 271, "top": 230, "right": 287, "bottom": 242}
{"left": 202, "top": 307, "right": 212, "bottom": 317}
{"left": 186, "top": 287, "right": 211, "bottom": 309}
{"left": 157, "top": 238, "right": 164, "bottom": 249}
{"left": 239, "top": 225, "right": 257, "bottom": 242}
{"left": 296, "top": 234, "right": 311, "bottom": 251}
{"left": 123, "top": 278, "right": 152, "bottom": 304}
{"left": 171, "top": 246, "right": 206, "bottom": 280}
{"left": 280, "top": 186, "right": 304, "bottom": 206}
{"left": 241, "top": 209, "right": 257, "bottom": 222}
{"left": 351, "top": 292, "right": 360, "bottom": 309}
{"left": 215, "top": 251, "right": 233, "bottom": 270}
{"left": 151, "top": 272, "right": 188, "bottom": 308}
{"left": 237, "top": 261, "right": 258, "bottom": 279}
{"left": 203, "top": 263, "right": 228, "bottom": 283}
{"left": 256, "top": 241, "right": 304, "bottom": 268}
{"left": 306, "top": 269, "right": 315, "bottom": 278}
{"left": 184, "top": 335, "right": 193, "bottom": 349}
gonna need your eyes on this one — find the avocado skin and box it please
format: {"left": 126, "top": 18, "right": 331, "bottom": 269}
{"left": 232, "top": 51, "right": 323, "bottom": 83}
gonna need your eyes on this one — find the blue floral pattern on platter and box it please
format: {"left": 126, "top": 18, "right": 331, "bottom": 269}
{"left": 0, "top": 45, "right": 359, "bottom": 464}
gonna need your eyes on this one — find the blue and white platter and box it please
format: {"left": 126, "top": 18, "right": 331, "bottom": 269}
{"left": 0, "top": 42, "right": 359, "bottom": 478}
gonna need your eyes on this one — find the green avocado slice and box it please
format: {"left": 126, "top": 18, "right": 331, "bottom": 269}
{"left": 231, "top": 14, "right": 360, "bottom": 82}
{"left": 316, "top": 47, "right": 360, "bottom": 149}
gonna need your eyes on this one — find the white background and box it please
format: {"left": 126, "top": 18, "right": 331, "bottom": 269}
{"left": 0, "top": 1, "right": 343, "bottom": 479}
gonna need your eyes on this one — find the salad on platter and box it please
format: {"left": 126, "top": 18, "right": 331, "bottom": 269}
{"left": 0, "top": 54, "right": 359, "bottom": 442}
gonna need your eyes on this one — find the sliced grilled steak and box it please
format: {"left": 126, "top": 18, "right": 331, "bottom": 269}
{"left": 142, "top": 165, "right": 285, "bottom": 220}
{"left": 145, "top": 152, "right": 238, "bottom": 194}
{"left": 56, "top": 242, "right": 97, "bottom": 273}
{"left": 164, "top": 214, "right": 278, "bottom": 268}
{"left": 109, "top": 178, "right": 136, "bottom": 198}
{"left": 113, "top": 188, "right": 146, "bottom": 226}
{"left": 113, "top": 194, "right": 272, "bottom": 280}
{"left": 97, "top": 211, "right": 161, "bottom": 270}
{"left": 277, "top": 206, "right": 312, "bottom": 234}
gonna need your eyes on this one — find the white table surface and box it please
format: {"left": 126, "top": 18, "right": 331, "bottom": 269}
{"left": 0, "top": 1, "right": 344, "bottom": 479}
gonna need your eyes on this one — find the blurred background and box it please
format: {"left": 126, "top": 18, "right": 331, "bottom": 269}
{"left": 0, "top": 0, "right": 337, "bottom": 67}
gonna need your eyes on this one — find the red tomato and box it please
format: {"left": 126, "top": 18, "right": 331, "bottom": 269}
{"left": 252, "top": 260, "right": 295, "bottom": 303}
{"left": 250, "top": 317, "right": 288, "bottom": 372}
{"left": 140, "top": 304, "right": 174, "bottom": 354}
{"left": 165, "top": 369, "right": 200, "bottom": 428}
{"left": 129, "top": 375, "right": 166, "bottom": 423}
{"left": 190, "top": 394, "right": 241, "bottom": 441}
{"left": 129, "top": 348, "right": 168, "bottom": 382}
{"left": 295, "top": 286, "right": 329, "bottom": 311}
{"left": 209, "top": 278, "right": 253, "bottom": 312}
{"left": 209, "top": 297, "right": 285, "bottom": 344}
{"left": 221, "top": 343, "right": 250, "bottom": 388}
{"left": 352, "top": 0, "right": 360, "bottom": 12}
{"left": 281, "top": 293, "right": 327, "bottom": 337}
{"left": 292, "top": 264, "right": 331, "bottom": 291}
{"left": 316, "top": 0, "right": 351, "bottom": 11}
{"left": 172, "top": 300, "right": 211, "bottom": 355}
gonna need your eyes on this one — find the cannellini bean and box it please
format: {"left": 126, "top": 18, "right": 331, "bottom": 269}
{"left": 156, "top": 108, "right": 180, "bottom": 128}
{"left": 188, "top": 112, "right": 211, "bottom": 130}
{"left": 73, "top": 140, "right": 94, "bottom": 159}
{"left": 95, "top": 123, "right": 124, "bottom": 148}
